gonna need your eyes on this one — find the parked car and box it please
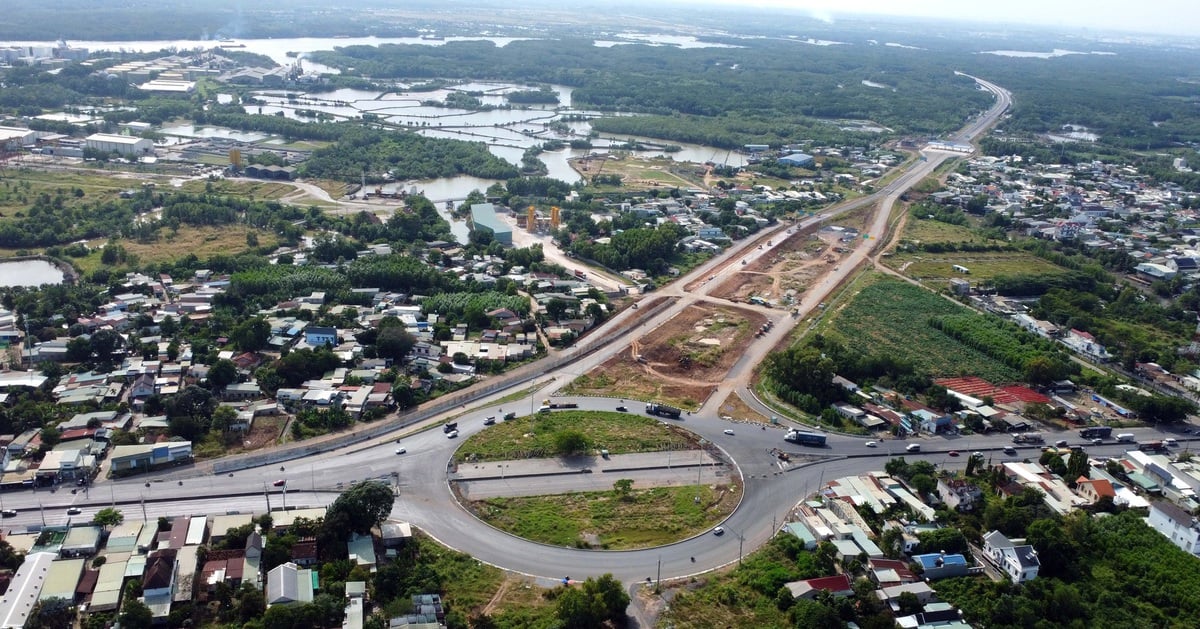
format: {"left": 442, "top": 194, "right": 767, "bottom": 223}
{"left": 1165, "top": 438, "right": 1179, "bottom": 447}
{"left": 905, "top": 443, "right": 921, "bottom": 453}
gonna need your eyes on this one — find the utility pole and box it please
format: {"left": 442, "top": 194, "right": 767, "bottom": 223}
{"left": 140, "top": 496, "right": 147, "bottom": 522}
{"left": 655, "top": 555, "right": 661, "bottom": 594}
{"left": 264, "top": 484, "right": 271, "bottom": 512}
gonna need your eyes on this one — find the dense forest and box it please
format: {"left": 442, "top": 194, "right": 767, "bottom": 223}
{"left": 299, "top": 127, "right": 519, "bottom": 182}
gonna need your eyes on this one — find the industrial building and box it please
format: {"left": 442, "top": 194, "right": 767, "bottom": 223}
{"left": 470, "top": 203, "right": 512, "bottom": 246}
{"left": 779, "top": 152, "right": 815, "bottom": 168}
{"left": 0, "top": 126, "right": 35, "bottom": 150}
{"left": 85, "top": 133, "right": 154, "bottom": 157}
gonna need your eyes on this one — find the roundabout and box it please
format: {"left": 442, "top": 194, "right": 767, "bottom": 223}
{"left": 447, "top": 409, "right": 741, "bottom": 550}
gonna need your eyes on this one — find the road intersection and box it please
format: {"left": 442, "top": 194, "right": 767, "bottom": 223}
{"left": 3, "top": 75, "right": 1088, "bottom": 590}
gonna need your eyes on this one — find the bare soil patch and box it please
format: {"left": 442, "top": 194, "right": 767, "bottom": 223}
{"left": 566, "top": 301, "right": 766, "bottom": 408}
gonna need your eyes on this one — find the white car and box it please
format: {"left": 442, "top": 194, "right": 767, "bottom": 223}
{"left": 865, "top": 441, "right": 878, "bottom": 448}
{"left": 446, "top": 430, "right": 459, "bottom": 439}
{"left": 723, "top": 429, "right": 735, "bottom": 436}
{"left": 712, "top": 526, "right": 725, "bottom": 536}
{"left": 395, "top": 447, "right": 407, "bottom": 455}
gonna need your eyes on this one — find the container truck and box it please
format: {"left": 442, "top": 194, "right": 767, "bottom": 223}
{"left": 784, "top": 430, "right": 827, "bottom": 447}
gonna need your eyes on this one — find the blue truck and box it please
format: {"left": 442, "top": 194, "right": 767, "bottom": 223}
{"left": 784, "top": 430, "right": 827, "bottom": 447}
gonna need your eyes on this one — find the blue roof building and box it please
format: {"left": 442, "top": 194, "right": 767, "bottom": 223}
{"left": 913, "top": 552, "right": 969, "bottom": 580}
{"left": 470, "top": 203, "right": 512, "bottom": 246}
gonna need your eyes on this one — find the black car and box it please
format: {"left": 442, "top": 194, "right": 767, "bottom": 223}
{"left": 0, "top": 509, "right": 16, "bottom": 518}
{"left": 615, "top": 406, "right": 628, "bottom": 412}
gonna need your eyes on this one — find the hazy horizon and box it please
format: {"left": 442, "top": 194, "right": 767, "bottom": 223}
{"left": 678, "top": 0, "right": 1196, "bottom": 38}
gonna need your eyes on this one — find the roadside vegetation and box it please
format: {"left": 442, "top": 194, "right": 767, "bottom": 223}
{"left": 453, "top": 411, "right": 693, "bottom": 463}
{"left": 473, "top": 482, "right": 738, "bottom": 550}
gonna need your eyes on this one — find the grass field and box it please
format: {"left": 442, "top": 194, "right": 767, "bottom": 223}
{"left": 815, "top": 272, "right": 1021, "bottom": 382}
{"left": 898, "top": 217, "right": 981, "bottom": 245}
{"left": 0, "top": 169, "right": 136, "bottom": 217}
{"left": 177, "top": 178, "right": 297, "bottom": 198}
{"left": 454, "top": 411, "right": 693, "bottom": 463}
{"left": 894, "top": 250, "right": 1069, "bottom": 286}
{"left": 562, "top": 362, "right": 713, "bottom": 411}
{"left": 72, "top": 225, "right": 271, "bottom": 274}
{"left": 473, "top": 483, "right": 737, "bottom": 549}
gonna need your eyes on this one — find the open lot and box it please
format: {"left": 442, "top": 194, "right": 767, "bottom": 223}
{"left": 889, "top": 250, "right": 1070, "bottom": 287}
{"left": 814, "top": 272, "right": 1021, "bottom": 382}
{"left": 471, "top": 482, "right": 739, "bottom": 550}
{"left": 565, "top": 301, "right": 767, "bottom": 407}
{"left": 573, "top": 155, "right": 704, "bottom": 191}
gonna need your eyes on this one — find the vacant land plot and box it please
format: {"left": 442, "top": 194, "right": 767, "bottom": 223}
{"left": 0, "top": 170, "right": 134, "bottom": 217}
{"left": 73, "top": 225, "right": 270, "bottom": 273}
{"left": 566, "top": 301, "right": 765, "bottom": 406}
{"left": 472, "top": 482, "right": 738, "bottom": 549}
{"left": 710, "top": 229, "right": 835, "bottom": 305}
{"left": 454, "top": 411, "right": 694, "bottom": 463}
{"left": 714, "top": 391, "right": 769, "bottom": 424}
{"left": 897, "top": 217, "right": 980, "bottom": 245}
{"left": 564, "top": 360, "right": 715, "bottom": 410}
{"left": 815, "top": 273, "right": 1020, "bottom": 382}
{"left": 893, "top": 250, "right": 1069, "bottom": 287}
{"left": 178, "top": 178, "right": 297, "bottom": 199}
{"left": 573, "top": 155, "right": 703, "bottom": 191}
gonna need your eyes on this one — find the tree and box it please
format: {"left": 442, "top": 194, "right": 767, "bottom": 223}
{"left": 322, "top": 481, "right": 395, "bottom": 540}
{"left": 908, "top": 473, "right": 936, "bottom": 497}
{"left": 613, "top": 478, "right": 634, "bottom": 500}
{"left": 208, "top": 358, "right": 239, "bottom": 389}
{"left": 231, "top": 317, "right": 271, "bottom": 352}
{"left": 375, "top": 325, "right": 416, "bottom": 361}
{"left": 119, "top": 598, "right": 153, "bottom": 629}
{"left": 28, "top": 597, "right": 74, "bottom": 629}
{"left": 553, "top": 430, "right": 591, "bottom": 456}
{"left": 93, "top": 507, "right": 124, "bottom": 529}
{"left": 897, "top": 591, "right": 924, "bottom": 616}
{"left": 211, "top": 405, "right": 238, "bottom": 433}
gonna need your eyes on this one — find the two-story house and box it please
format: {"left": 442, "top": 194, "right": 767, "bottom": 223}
{"left": 982, "top": 531, "right": 1040, "bottom": 583}
{"left": 1147, "top": 500, "right": 1200, "bottom": 555}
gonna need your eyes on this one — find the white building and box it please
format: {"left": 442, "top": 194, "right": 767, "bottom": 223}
{"left": 982, "top": 531, "right": 1040, "bottom": 583}
{"left": 266, "top": 562, "right": 314, "bottom": 607}
{"left": 85, "top": 133, "right": 153, "bottom": 157}
{"left": 1147, "top": 500, "right": 1200, "bottom": 555}
{"left": 0, "top": 552, "right": 56, "bottom": 628}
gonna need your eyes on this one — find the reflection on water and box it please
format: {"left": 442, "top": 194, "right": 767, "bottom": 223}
{"left": 0, "top": 260, "right": 64, "bottom": 287}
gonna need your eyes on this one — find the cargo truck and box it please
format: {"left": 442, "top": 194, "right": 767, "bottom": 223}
{"left": 645, "top": 402, "right": 682, "bottom": 419}
{"left": 1079, "top": 426, "right": 1112, "bottom": 439}
{"left": 1011, "top": 433, "right": 1044, "bottom": 444}
{"left": 784, "top": 430, "right": 827, "bottom": 447}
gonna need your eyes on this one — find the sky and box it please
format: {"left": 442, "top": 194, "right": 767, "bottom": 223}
{"left": 695, "top": 0, "right": 1197, "bottom": 37}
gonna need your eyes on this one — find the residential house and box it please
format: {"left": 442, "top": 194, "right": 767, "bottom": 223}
{"left": 937, "top": 477, "right": 983, "bottom": 512}
{"left": 1147, "top": 500, "right": 1200, "bottom": 555}
{"left": 305, "top": 326, "right": 338, "bottom": 347}
{"left": 783, "top": 574, "right": 854, "bottom": 600}
{"left": 982, "top": 531, "right": 1040, "bottom": 583}
{"left": 1074, "top": 477, "right": 1116, "bottom": 505}
{"left": 913, "top": 552, "right": 970, "bottom": 580}
{"left": 266, "top": 562, "right": 315, "bottom": 607}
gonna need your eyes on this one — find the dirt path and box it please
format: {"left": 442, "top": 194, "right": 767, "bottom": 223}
{"left": 481, "top": 576, "right": 516, "bottom": 616}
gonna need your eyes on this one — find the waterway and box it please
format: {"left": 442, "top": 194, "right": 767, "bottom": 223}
{"left": 0, "top": 259, "right": 65, "bottom": 287}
